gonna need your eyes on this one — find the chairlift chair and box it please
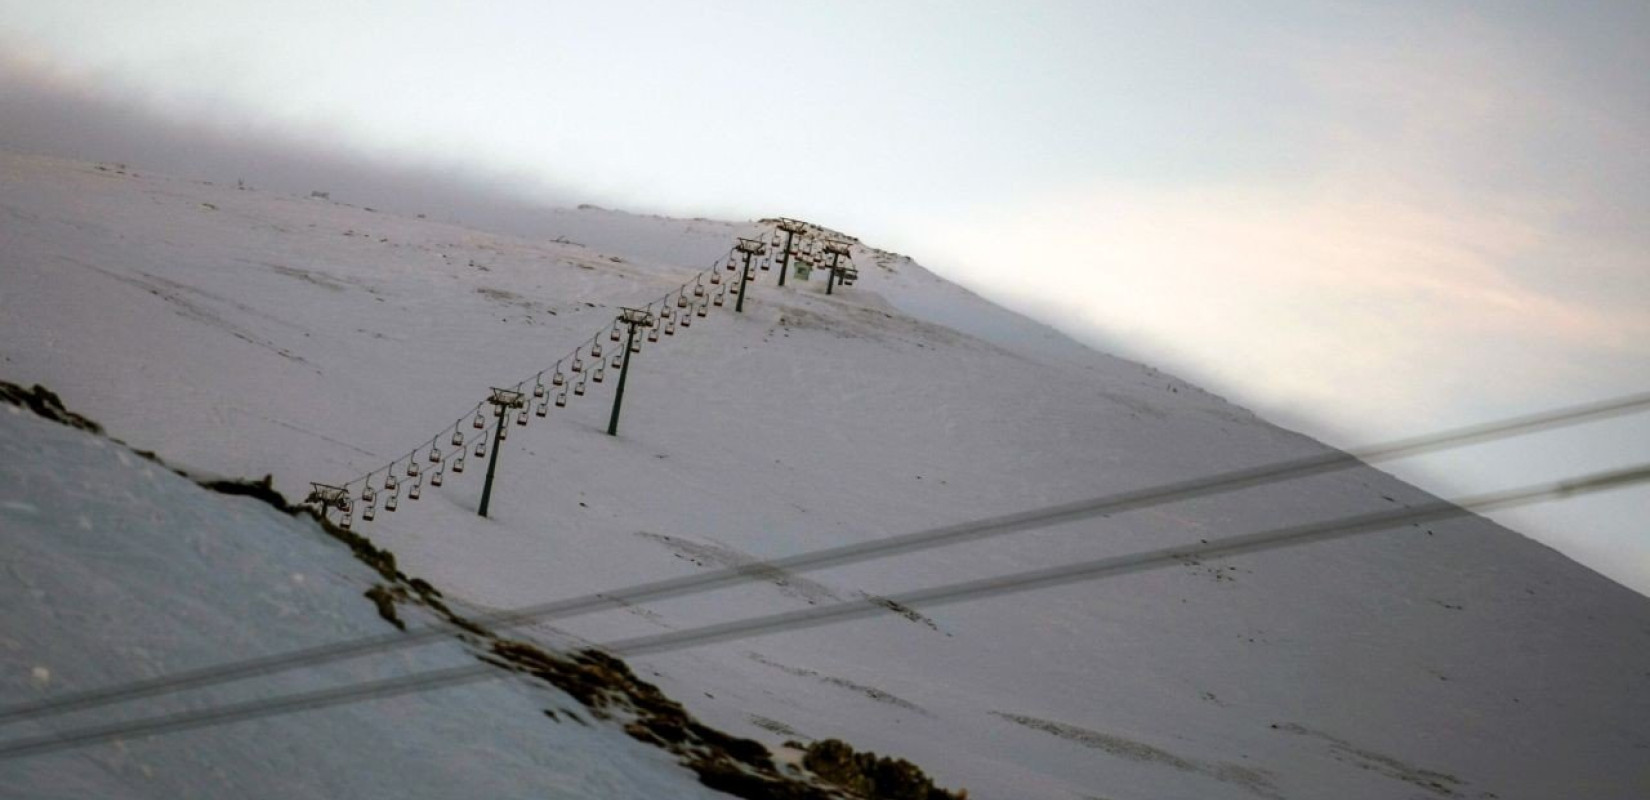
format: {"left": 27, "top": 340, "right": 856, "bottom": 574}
{"left": 710, "top": 272, "right": 721, "bottom": 285}
{"left": 574, "top": 378, "right": 586, "bottom": 396}
{"left": 430, "top": 468, "right": 444, "bottom": 487}
{"left": 498, "top": 423, "right": 508, "bottom": 441}
{"left": 648, "top": 327, "right": 660, "bottom": 342}
{"left": 386, "top": 492, "right": 398, "bottom": 512}
{"left": 409, "top": 480, "right": 421, "bottom": 501}
{"left": 534, "top": 383, "right": 546, "bottom": 399}
{"left": 694, "top": 284, "right": 705, "bottom": 297}
{"left": 680, "top": 312, "right": 691, "bottom": 328}
{"left": 363, "top": 502, "right": 376, "bottom": 522}
{"left": 677, "top": 295, "right": 689, "bottom": 308}
{"left": 612, "top": 353, "right": 623, "bottom": 368}
{"left": 385, "top": 473, "right": 399, "bottom": 492}
{"left": 429, "top": 447, "right": 441, "bottom": 463}
{"left": 665, "top": 319, "right": 676, "bottom": 335}
{"left": 556, "top": 389, "right": 568, "bottom": 407}
{"left": 696, "top": 303, "right": 707, "bottom": 317}
{"left": 340, "top": 511, "right": 353, "bottom": 529}
{"left": 517, "top": 408, "right": 528, "bottom": 425}
{"left": 473, "top": 412, "right": 485, "bottom": 430}
{"left": 593, "top": 365, "right": 605, "bottom": 383}
{"left": 713, "top": 291, "right": 725, "bottom": 307}
{"left": 572, "top": 355, "right": 584, "bottom": 372}
{"left": 451, "top": 430, "right": 464, "bottom": 447}
{"left": 475, "top": 438, "right": 487, "bottom": 458}
{"left": 610, "top": 325, "right": 621, "bottom": 342}
{"left": 453, "top": 454, "right": 465, "bottom": 473}
{"left": 536, "top": 401, "right": 548, "bottom": 417}
{"left": 592, "top": 342, "right": 603, "bottom": 358}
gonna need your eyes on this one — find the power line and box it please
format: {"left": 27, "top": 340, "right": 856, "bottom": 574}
{"left": 3, "top": 390, "right": 1646, "bottom": 728}
{"left": 3, "top": 462, "right": 1644, "bottom": 762}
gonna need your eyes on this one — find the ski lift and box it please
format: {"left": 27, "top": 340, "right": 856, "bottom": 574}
{"left": 453, "top": 454, "right": 466, "bottom": 473}
{"left": 593, "top": 364, "right": 605, "bottom": 383}
{"left": 533, "top": 382, "right": 546, "bottom": 399}
{"left": 693, "top": 284, "right": 705, "bottom": 297}
{"left": 592, "top": 341, "right": 604, "bottom": 358}
{"left": 385, "top": 473, "right": 399, "bottom": 492}
{"left": 498, "top": 422, "right": 508, "bottom": 441}
{"left": 407, "top": 460, "right": 419, "bottom": 478}
{"left": 409, "top": 480, "right": 422, "bottom": 501}
{"left": 680, "top": 312, "right": 691, "bottom": 328}
{"left": 475, "top": 438, "right": 487, "bottom": 458}
{"left": 611, "top": 353, "right": 623, "bottom": 368}
{"left": 552, "top": 370, "right": 565, "bottom": 386}
{"left": 713, "top": 291, "right": 725, "bottom": 307}
{"left": 451, "top": 430, "right": 464, "bottom": 447}
{"left": 429, "top": 447, "right": 441, "bottom": 463}
{"left": 696, "top": 303, "right": 707, "bottom": 318}
{"left": 536, "top": 400, "right": 548, "bottom": 417}
{"left": 610, "top": 325, "right": 621, "bottom": 343}
{"left": 745, "top": 270, "right": 756, "bottom": 281}
{"left": 677, "top": 294, "right": 689, "bottom": 308}
{"left": 556, "top": 389, "right": 568, "bottom": 407}
{"left": 386, "top": 492, "right": 398, "bottom": 512}
{"left": 665, "top": 319, "right": 676, "bottom": 335}
{"left": 517, "top": 408, "right": 528, "bottom": 426}
{"left": 363, "top": 501, "right": 376, "bottom": 522}
{"left": 760, "top": 258, "right": 770, "bottom": 271}
{"left": 710, "top": 272, "right": 721, "bottom": 285}
{"left": 362, "top": 485, "right": 377, "bottom": 504}
{"left": 726, "top": 259, "right": 737, "bottom": 271}
{"left": 431, "top": 468, "right": 444, "bottom": 487}
{"left": 574, "top": 378, "right": 587, "bottom": 396}
{"left": 473, "top": 411, "right": 485, "bottom": 429}
{"left": 340, "top": 510, "right": 353, "bottom": 529}
{"left": 629, "top": 337, "right": 641, "bottom": 352}
{"left": 647, "top": 327, "right": 659, "bottom": 342}
{"left": 661, "top": 307, "right": 673, "bottom": 319}
{"left": 572, "top": 355, "right": 584, "bottom": 372}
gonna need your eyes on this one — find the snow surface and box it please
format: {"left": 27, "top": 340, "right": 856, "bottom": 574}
{"left": 0, "top": 405, "right": 728, "bottom": 800}
{"left": 3, "top": 150, "right": 1649, "bottom": 798}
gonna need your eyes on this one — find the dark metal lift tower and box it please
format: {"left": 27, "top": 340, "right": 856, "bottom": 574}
{"left": 775, "top": 220, "right": 807, "bottom": 287}
{"left": 477, "top": 387, "right": 524, "bottom": 518}
{"left": 606, "top": 306, "right": 656, "bottom": 436}
{"left": 734, "top": 237, "right": 767, "bottom": 313}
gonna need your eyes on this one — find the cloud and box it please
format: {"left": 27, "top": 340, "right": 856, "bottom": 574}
{"left": 911, "top": 13, "right": 1650, "bottom": 438}
{"left": 0, "top": 49, "right": 578, "bottom": 231}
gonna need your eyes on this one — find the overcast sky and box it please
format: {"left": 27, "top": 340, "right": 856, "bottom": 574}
{"left": 2, "top": 1, "right": 1646, "bottom": 594}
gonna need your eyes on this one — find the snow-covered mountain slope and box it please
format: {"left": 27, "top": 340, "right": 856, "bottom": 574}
{"left": 3, "top": 150, "right": 1648, "bottom": 799}
{"left": 0, "top": 401, "right": 735, "bottom": 800}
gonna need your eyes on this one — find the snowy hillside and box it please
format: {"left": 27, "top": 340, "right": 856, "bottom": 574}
{"left": 3, "top": 150, "right": 1648, "bottom": 799}
{"left": 0, "top": 398, "right": 743, "bottom": 799}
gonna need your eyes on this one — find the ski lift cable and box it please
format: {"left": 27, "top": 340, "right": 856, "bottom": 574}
{"left": 3, "top": 461, "right": 1646, "bottom": 762}
{"left": 5, "top": 390, "right": 1647, "bottom": 728}
{"left": 333, "top": 258, "right": 732, "bottom": 492}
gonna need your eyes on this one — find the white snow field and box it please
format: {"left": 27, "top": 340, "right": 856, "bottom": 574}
{"left": 3, "top": 150, "right": 1648, "bottom": 798}
{"left": 0, "top": 405, "right": 731, "bottom": 800}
